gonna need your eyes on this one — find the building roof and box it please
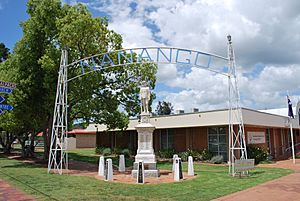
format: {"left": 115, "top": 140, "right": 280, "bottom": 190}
{"left": 81, "top": 107, "right": 300, "bottom": 134}
{"left": 67, "top": 129, "right": 95, "bottom": 135}
{"left": 259, "top": 107, "right": 295, "bottom": 117}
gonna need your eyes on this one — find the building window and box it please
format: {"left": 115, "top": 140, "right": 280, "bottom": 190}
{"left": 208, "top": 127, "right": 227, "bottom": 160}
{"left": 160, "top": 129, "right": 174, "bottom": 150}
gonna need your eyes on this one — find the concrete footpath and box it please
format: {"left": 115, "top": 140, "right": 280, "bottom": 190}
{"left": 213, "top": 159, "right": 300, "bottom": 201}
{"left": 0, "top": 179, "right": 35, "bottom": 201}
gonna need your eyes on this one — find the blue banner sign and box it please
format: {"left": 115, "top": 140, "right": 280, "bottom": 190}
{"left": 0, "top": 81, "right": 16, "bottom": 89}
{"left": 0, "top": 104, "right": 14, "bottom": 111}
{"left": 71, "top": 47, "right": 228, "bottom": 78}
{"left": 0, "top": 96, "right": 4, "bottom": 103}
{"left": 0, "top": 87, "right": 13, "bottom": 94}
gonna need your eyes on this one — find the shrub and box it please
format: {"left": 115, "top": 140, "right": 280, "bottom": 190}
{"left": 247, "top": 146, "right": 269, "bottom": 164}
{"left": 112, "top": 147, "right": 122, "bottom": 155}
{"left": 121, "top": 148, "right": 132, "bottom": 157}
{"left": 199, "top": 149, "right": 213, "bottom": 161}
{"left": 102, "top": 147, "right": 112, "bottom": 156}
{"left": 158, "top": 149, "right": 176, "bottom": 159}
{"left": 178, "top": 151, "right": 189, "bottom": 162}
{"left": 95, "top": 146, "right": 105, "bottom": 154}
{"left": 186, "top": 149, "right": 201, "bottom": 161}
{"left": 209, "top": 155, "right": 224, "bottom": 164}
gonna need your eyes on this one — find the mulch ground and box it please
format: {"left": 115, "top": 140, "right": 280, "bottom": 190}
{"left": 49, "top": 160, "right": 197, "bottom": 184}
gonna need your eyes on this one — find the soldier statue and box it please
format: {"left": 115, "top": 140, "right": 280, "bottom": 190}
{"left": 140, "top": 82, "right": 150, "bottom": 114}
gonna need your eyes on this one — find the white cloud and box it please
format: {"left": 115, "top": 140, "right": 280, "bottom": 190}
{"left": 239, "top": 65, "right": 300, "bottom": 109}
{"left": 156, "top": 67, "right": 229, "bottom": 111}
{"left": 73, "top": 0, "right": 300, "bottom": 110}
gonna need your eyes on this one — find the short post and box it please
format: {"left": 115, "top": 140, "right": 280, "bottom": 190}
{"left": 105, "top": 159, "right": 113, "bottom": 181}
{"left": 119, "top": 154, "right": 125, "bottom": 172}
{"left": 98, "top": 156, "right": 105, "bottom": 176}
{"left": 172, "top": 154, "right": 178, "bottom": 172}
{"left": 179, "top": 158, "right": 183, "bottom": 180}
{"left": 188, "top": 156, "right": 194, "bottom": 176}
{"left": 174, "top": 157, "right": 183, "bottom": 181}
{"left": 137, "top": 160, "right": 145, "bottom": 184}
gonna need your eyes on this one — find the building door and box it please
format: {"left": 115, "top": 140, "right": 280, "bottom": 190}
{"left": 208, "top": 127, "right": 227, "bottom": 160}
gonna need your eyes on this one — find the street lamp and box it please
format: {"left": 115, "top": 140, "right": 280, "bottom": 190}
{"left": 227, "top": 35, "right": 232, "bottom": 43}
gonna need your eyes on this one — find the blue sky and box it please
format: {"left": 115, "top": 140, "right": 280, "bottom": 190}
{"left": 0, "top": 0, "right": 28, "bottom": 50}
{"left": 1, "top": 0, "right": 300, "bottom": 112}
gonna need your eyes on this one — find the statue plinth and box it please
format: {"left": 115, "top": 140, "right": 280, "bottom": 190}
{"left": 132, "top": 113, "right": 159, "bottom": 177}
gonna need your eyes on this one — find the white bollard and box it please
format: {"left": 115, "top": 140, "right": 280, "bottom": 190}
{"left": 137, "top": 160, "right": 145, "bottom": 184}
{"left": 172, "top": 154, "right": 178, "bottom": 172}
{"left": 188, "top": 156, "right": 194, "bottom": 176}
{"left": 174, "top": 158, "right": 180, "bottom": 181}
{"left": 98, "top": 156, "right": 105, "bottom": 176}
{"left": 105, "top": 159, "right": 113, "bottom": 181}
{"left": 119, "top": 154, "right": 125, "bottom": 172}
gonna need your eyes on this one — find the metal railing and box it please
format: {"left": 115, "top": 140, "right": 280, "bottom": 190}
{"left": 285, "top": 142, "right": 300, "bottom": 152}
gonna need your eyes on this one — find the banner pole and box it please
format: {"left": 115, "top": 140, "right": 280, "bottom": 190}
{"left": 289, "top": 120, "right": 296, "bottom": 164}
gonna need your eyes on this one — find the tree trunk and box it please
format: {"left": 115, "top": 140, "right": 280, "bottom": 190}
{"left": 0, "top": 136, "right": 6, "bottom": 153}
{"left": 1, "top": 132, "right": 15, "bottom": 154}
{"left": 43, "top": 115, "right": 53, "bottom": 160}
{"left": 30, "top": 132, "right": 35, "bottom": 153}
{"left": 19, "top": 138, "right": 26, "bottom": 158}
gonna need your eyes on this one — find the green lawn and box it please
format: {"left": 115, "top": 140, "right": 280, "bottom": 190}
{"left": 0, "top": 153, "right": 293, "bottom": 201}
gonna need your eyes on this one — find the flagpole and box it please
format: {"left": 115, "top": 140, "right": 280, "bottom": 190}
{"left": 289, "top": 119, "right": 296, "bottom": 164}
{"left": 287, "top": 92, "right": 296, "bottom": 164}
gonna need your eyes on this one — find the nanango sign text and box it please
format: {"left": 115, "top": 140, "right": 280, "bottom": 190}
{"left": 69, "top": 47, "right": 228, "bottom": 80}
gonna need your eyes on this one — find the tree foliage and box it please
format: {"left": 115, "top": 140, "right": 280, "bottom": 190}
{"left": 0, "top": 0, "right": 157, "bottom": 157}
{"left": 155, "top": 101, "right": 173, "bottom": 115}
{"left": 0, "top": 43, "right": 10, "bottom": 62}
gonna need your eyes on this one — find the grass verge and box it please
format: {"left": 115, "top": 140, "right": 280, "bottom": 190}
{"left": 0, "top": 154, "right": 293, "bottom": 201}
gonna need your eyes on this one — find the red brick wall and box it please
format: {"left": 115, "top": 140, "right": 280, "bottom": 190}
{"left": 173, "top": 128, "right": 186, "bottom": 152}
{"left": 173, "top": 127, "right": 208, "bottom": 152}
{"left": 188, "top": 127, "right": 208, "bottom": 151}
{"left": 153, "top": 130, "right": 160, "bottom": 152}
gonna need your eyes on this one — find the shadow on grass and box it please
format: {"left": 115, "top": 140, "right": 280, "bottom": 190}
{"left": 68, "top": 153, "right": 98, "bottom": 164}
{"left": 68, "top": 152, "right": 134, "bottom": 168}
{"left": 249, "top": 170, "right": 266, "bottom": 175}
{"left": 0, "top": 163, "right": 43, "bottom": 169}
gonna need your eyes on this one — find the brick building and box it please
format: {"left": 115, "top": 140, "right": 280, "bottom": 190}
{"left": 71, "top": 108, "right": 300, "bottom": 160}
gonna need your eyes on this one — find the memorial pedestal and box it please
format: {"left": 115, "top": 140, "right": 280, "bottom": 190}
{"left": 132, "top": 113, "right": 159, "bottom": 178}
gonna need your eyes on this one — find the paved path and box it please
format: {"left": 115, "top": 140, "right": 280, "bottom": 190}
{"left": 0, "top": 179, "right": 35, "bottom": 201}
{"left": 213, "top": 159, "right": 300, "bottom": 201}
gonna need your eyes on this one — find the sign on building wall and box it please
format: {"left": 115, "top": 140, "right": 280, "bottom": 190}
{"left": 247, "top": 131, "right": 266, "bottom": 144}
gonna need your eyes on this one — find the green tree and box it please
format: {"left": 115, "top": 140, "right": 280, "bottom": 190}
{"left": 0, "top": 43, "right": 10, "bottom": 62}
{"left": 0, "top": 1, "right": 157, "bottom": 157}
{"left": 155, "top": 101, "right": 173, "bottom": 115}
{"left": 0, "top": 58, "right": 27, "bottom": 154}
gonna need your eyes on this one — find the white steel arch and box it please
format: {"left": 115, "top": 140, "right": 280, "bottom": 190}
{"left": 48, "top": 36, "right": 246, "bottom": 176}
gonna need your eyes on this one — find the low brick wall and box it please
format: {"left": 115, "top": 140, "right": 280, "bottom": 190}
{"left": 76, "top": 134, "right": 96, "bottom": 148}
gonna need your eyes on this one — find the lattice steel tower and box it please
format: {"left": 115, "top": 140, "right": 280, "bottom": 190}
{"left": 48, "top": 49, "right": 68, "bottom": 174}
{"left": 227, "top": 35, "right": 247, "bottom": 176}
